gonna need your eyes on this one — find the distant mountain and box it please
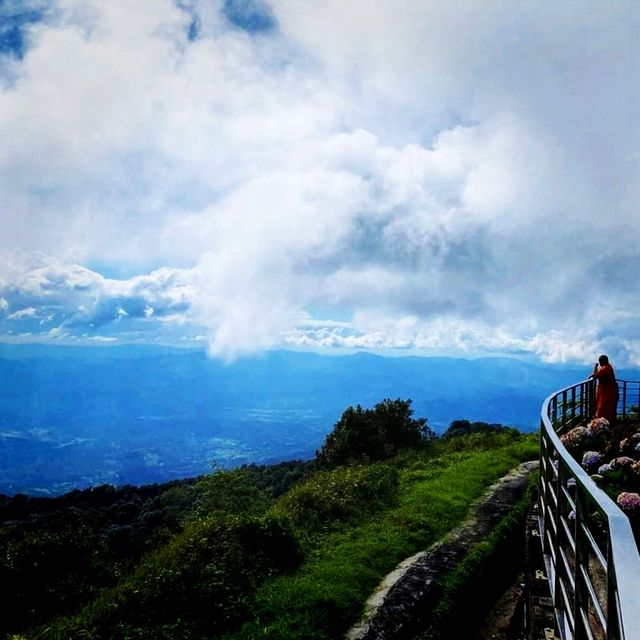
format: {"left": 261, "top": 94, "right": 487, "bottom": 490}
{"left": 0, "top": 344, "right": 633, "bottom": 495}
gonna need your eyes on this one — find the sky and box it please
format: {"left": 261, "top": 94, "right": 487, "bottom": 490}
{"left": 0, "top": 0, "right": 639, "bottom": 364}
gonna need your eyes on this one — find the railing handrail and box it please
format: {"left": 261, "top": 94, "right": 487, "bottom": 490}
{"left": 539, "top": 377, "right": 640, "bottom": 640}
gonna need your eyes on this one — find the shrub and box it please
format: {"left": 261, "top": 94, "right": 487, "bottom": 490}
{"left": 46, "top": 516, "right": 302, "bottom": 639}
{"left": 195, "top": 467, "right": 272, "bottom": 517}
{"left": 271, "top": 464, "right": 399, "bottom": 534}
{"left": 442, "top": 419, "right": 519, "bottom": 440}
{"left": 316, "top": 399, "right": 434, "bottom": 467}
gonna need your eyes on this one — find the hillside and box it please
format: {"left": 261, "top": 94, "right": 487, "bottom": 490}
{"left": 1, "top": 403, "right": 538, "bottom": 640}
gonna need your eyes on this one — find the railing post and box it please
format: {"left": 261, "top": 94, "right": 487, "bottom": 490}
{"left": 573, "top": 484, "right": 589, "bottom": 640}
{"left": 607, "top": 545, "right": 621, "bottom": 640}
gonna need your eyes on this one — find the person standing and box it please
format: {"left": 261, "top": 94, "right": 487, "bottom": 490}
{"left": 592, "top": 355, "right": 619, "bottom": 425}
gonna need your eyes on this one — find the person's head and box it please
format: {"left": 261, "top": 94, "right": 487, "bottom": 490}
{"left": 598, "top": 355, "right": 609, "bottom": 366}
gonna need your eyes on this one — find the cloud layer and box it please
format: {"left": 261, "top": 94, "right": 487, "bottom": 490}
{"left": 1, "top": 0, "right": 639, "bottom": 363}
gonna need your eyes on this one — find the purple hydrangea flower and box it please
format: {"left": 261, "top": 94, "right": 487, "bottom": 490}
{"left": 598, "top": 463, "right": 614, "bottom": 476}
{"left": 582, "top": 451, "right": 604, "bottom": 473}
{"left": 616, "top": 492, "right": 640, "bottom": 512}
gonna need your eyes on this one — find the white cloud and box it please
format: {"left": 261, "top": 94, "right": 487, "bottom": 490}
{"left": 0, "top": 254, "right": 197, "bottom": 338}
{"left": 7, "top": 307, "right": 37, "bottom": 320}
{"left": 0, "top": 0, "right": 638, "bottom": 363}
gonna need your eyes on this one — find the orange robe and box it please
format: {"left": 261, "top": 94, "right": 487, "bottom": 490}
{"left": 594, "top": 364, "right": 619, "bottom": 424}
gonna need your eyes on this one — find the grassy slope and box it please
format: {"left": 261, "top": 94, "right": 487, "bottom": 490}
{"left": 418, "top": 475, "right": 537, "bottom": 639}
{"left": 225, "top": 433, "right": 538, "bottom": 640}
{"left": 20, "top": 433, "right": 538, "bottom": 640}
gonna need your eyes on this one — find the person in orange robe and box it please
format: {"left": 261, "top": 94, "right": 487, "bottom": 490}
{"left": 592, "top": 355, "right": 619, "bottom": 425}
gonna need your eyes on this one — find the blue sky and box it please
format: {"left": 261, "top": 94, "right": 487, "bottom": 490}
{"left": 0, "top": 0, "right": 639, "bottom": 363}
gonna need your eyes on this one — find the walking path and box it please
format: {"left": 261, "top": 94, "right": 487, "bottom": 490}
{"left": 347, "top": 460, "right": 538, "bottom": 640}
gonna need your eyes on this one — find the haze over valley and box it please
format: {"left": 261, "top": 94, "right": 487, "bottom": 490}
{"left": 2, "top": 344, "right": 629, "bottom": 496}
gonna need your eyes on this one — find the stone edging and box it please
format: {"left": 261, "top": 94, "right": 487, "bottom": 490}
{"left": 346, "top": 460, "right": 539, "bottom": 640}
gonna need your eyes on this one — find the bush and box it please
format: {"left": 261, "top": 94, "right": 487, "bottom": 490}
{"left": 316, "top": 399, "right": 434, "bottom": 467}
{"left": 46, "top": 516, "right": 302, "bottom": 639}
{"left": 442, "top": 419, "right": 519, "bottom": 440}
{"left": 195, "top": 467, "right": 272, "bottom": 517}
{"left": 0, "top": 512, "right": 112, "bottom": 636}
{"left": 271, "top": 464, "right": 399, "bottom": 534}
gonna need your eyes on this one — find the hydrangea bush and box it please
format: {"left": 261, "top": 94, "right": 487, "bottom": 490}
{"left": 581, "top": 451, "right": 604, "bottom": 474}
{"left": 617, "top": 492, "right": 640, "bottom": 513}
{"left": 559, "top": 417, "right": 640, "bottom": 533}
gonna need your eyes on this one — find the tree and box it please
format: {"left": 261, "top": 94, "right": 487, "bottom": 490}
{"left": 441, "top": 419, "right": 518, "bottom": 439}
{"left": 315, "top": 398, "right": 434, "bottom": 467}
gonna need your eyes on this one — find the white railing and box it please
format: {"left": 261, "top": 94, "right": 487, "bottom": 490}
{"left": 538, "top": 378, "right": 640, "bottom": 640}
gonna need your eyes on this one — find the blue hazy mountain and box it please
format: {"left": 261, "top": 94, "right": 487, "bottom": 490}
{"left": 0, "top": 344, "right": 630, "bottom": 495}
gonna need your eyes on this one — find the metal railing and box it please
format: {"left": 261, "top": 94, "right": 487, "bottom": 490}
{"left": 538, "top": 378, "right": 640, "bottom": 640}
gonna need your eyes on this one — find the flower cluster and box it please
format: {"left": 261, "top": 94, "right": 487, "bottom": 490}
{"left": 560, "top": 419, "right": 613, "bottom": 459}
{"left": 588, "top": 417, "right": 610, "bottom": 435}
{"left": 558, "top": 418, "right": 640, "bottom": 531}
{"left": 616, "top": 492, "right": 640, "bottom": 513}
{"left": 560, "top": 426, "right": 591, "bottom": 452}
{"left": 611, "top": 456, "right": 635, "bottom": 469}
{"left": 619, "top": 433, "right": 640, "bottom": 455}
{"left": 581, "top": 451, "right": 604, "bottom": 474}
{"left": 597, "top": 463, "right": 614, "bottom": 477}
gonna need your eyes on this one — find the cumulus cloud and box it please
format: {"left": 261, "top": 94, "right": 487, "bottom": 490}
{"left": 0, "top": 0, "right": 639, "bottom": 363}
{"left": 0, "top": 253, "right": 197, "bottom": 341}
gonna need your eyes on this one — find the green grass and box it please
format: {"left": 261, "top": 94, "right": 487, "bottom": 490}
{"left": 418, "top": 474, "right": 537, "bottom": 639}
{"left": 224, "top": 433, "right": 538, "bottom": 640}
{"left": 29, "top": 432, "right": 538, "bottom": 640}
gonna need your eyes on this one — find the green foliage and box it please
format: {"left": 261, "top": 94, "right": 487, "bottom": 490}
{"left": 42, "top": 516, "right": 302, "bottom": 639}
{"left": 225, "top": 435, "right": 538, "bottom": 639}
{"left": 0, "top": 511, "right": 112, "bottom": 635}
{"left": 419, "top": 476, "right": 537, "bottom": 640}
{"left": 271, "top": 464, "right": 399, "bottom": 536}
{"left": 195, "top": 467, "right": 272, "bottom": 517}
{"left": 3, "top": 411, "right": 539, "bottom": 640}
{"left": 315, "top": 398, "right": 434, "bottom": 468}
{"left": 435, "top": 429, "right": 529, "bottom": 455}
{"left": 238, "top": 460, "right": 314, "bottom": 497}
{"left": 442, "top": 419, "right": 520, "bottom": 440}
{"left": 0, "top": 480, "right": 199, "bottom": 637}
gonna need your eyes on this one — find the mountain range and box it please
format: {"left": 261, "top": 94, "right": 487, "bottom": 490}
{"left": 1, "top": 344, "right": 632, "bottom": 495}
